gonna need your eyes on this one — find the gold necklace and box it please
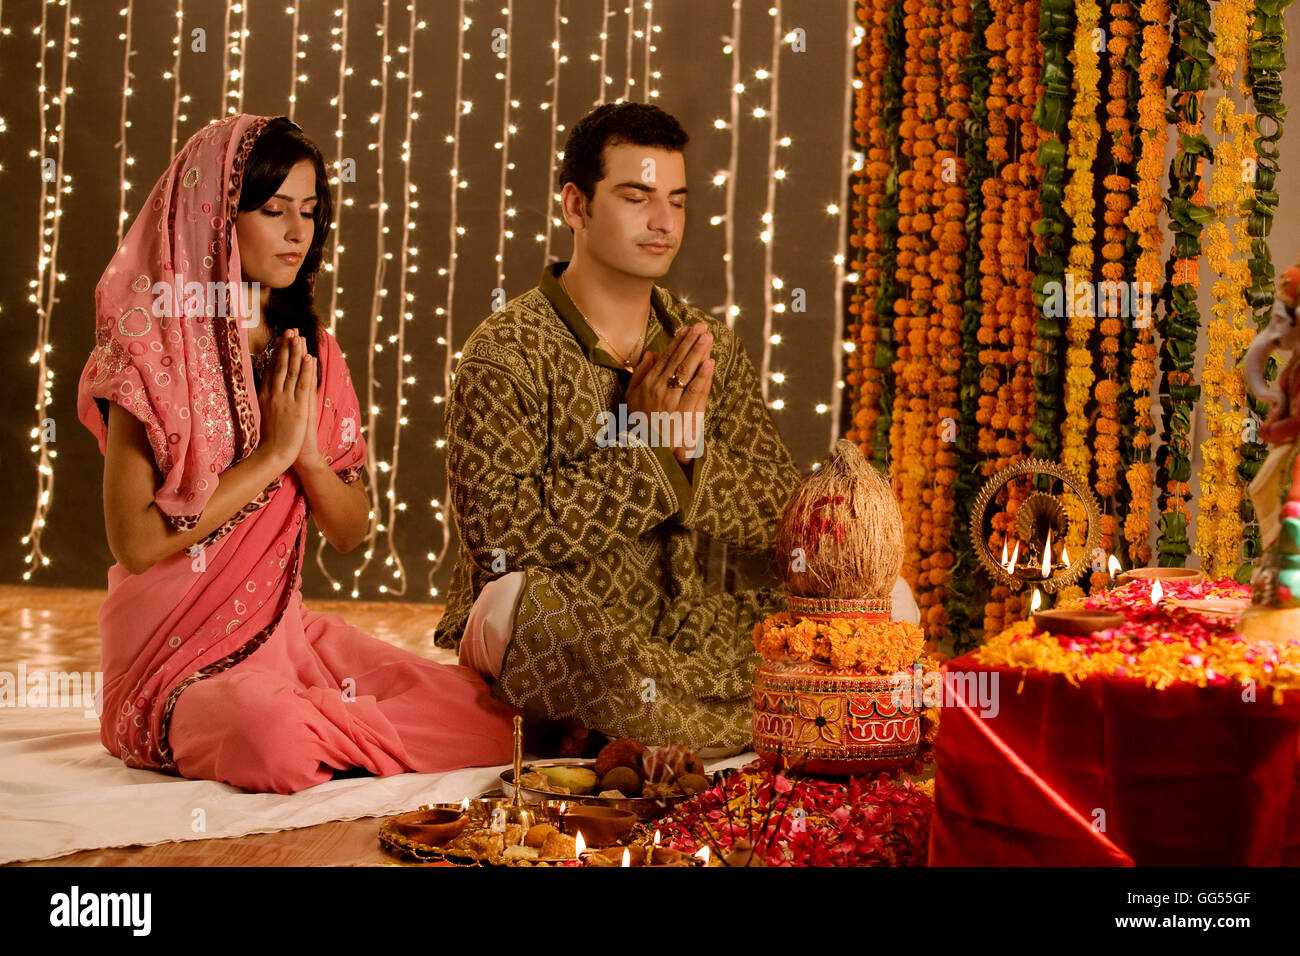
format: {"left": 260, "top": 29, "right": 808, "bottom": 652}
{"left": 560, "top": 271, "right": 649, "bottom": 373}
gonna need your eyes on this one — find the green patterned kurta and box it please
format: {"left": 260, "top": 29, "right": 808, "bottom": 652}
{"left": 433, "top": 262, "right": 802, "bottom": 748}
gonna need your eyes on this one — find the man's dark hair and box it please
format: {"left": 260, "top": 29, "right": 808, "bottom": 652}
{"left": 557, "top": 102, "right": 689, "bottom": 218}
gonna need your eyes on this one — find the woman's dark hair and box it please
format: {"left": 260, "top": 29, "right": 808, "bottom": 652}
{"left": 556, "top": 102, "right": 689, "bottom": 226}
{"left": 238, "top": 117, "right": 332, "bottom": 365}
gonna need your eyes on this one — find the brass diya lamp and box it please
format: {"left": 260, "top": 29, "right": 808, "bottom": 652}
{"left": 971, "top": 459, "right": 1103, "bottom": 615}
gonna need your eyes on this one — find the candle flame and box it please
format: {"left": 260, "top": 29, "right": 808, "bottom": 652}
{"left": 1108, "top": 554, "right": 1122, "bottom": 579}
{"left": 1151, "top": 579, "right": 1163, "bottom": 605}
{"left": 1041, "top": 530, "right": 1052, "bottom": 578}
{"left": 695, "top": 845, "right": 711, "bottom": 865}
{"left": 1031, "top": 589, "right": 1043, "bottom": 614}
{"left": 621, "top": 847, "right": 631, "bottom": 867}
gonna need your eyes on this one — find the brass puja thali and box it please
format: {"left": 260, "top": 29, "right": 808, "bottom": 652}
{"left": 500, "top": 758, "right": 695, "bottom": 822}
{"left": 378, "top": 722, "right": 710, "bottom": 865}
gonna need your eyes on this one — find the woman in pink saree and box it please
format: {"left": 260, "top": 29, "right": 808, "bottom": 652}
{"left": 77, "top": 113, "right": 516, "bottom": 794}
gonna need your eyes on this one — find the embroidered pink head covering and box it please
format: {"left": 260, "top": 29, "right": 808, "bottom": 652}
{"left": 78, "top": 113, "right": 293, "bottom": 532}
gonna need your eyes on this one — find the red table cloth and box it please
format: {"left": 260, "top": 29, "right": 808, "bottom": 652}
{"left": 927, "top": 655, "right": 1300, "bottom": 865}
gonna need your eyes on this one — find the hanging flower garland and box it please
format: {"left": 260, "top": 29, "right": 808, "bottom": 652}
{"left": 848, "top": 0, "right": 893, "bottom": 460}
{"left": 1239, "top": 0, "right": 1294, "bottom": 576}
{"left": 890, "top": 0, "right": 932, "bottom": 606}
{"left": 1156, "top": 0, "right": 1213, "bottom": 566}
{"left": 916, "top": 0, "right": 970, "bottom": 642}
{"left": 863, "top": 0, "right": 907, "bottom": 473}
{"left": 1091, "top": 0, "right": 1140, "bottom": 586}
{"left": 1122, "top": 0, "right": 1171, "bottom": 569}
{"left": 976, "top": 0, "right": 1022, "bottom": 639}
{"left": 946, "top": 0, "right": 993, "bottom": 655}
{"left": 1055, "top": 0, "right": 1101, "bottom": 602}
{"left": 1196, "top": 0, "right": 1256, "bottom": 580}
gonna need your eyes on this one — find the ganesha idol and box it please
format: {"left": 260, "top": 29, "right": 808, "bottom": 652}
{"left": 1240, "top": 262, "right": 1300, "bottom": 642}
{"left": 750, "top": 440, "right": 941, "bottom": 777}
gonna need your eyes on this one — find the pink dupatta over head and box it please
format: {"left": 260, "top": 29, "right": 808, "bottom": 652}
{"left": 77, "top": 114, "right": 368, "bottom": 772}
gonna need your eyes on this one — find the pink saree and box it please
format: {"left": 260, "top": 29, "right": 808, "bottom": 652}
{"left": 77, "top": 114, "right": 515, "bottom": 793}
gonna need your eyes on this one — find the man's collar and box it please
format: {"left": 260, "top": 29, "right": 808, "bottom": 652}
{"left": 539, "top": 261, "right": 678, "bottom": 372}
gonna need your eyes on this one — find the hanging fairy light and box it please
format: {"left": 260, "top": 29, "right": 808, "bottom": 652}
{"left": 323, "top": 1, "right": 352, "bottom": 335}
{"left": 539, "top": 0, "right": 565, "bottom": 262}
{"left": 643, "top": 1, "right": 658, "bottom": 97}
{"left": 114, "top": 1, "right": 136, "bottom": 246}
{"left": 24, "top": 0, "right": 79, "bottom": 579}
{"left": 758, "top": 2, "right": 786, "bottom": 408}
{"left": 220, "top": 1, "right": 249, "bottom": 116}
{"left": 714, "top": 0, "right": 742, "bottom": 330}
{"left": 596, "top": 0, "right": 611, "bottom": 102}
{"left": 426, "top": 2, "right": 471, "bottom": 598}
{"left": 163, "top": 1, "right": 189, "bottom": 159}
{"left": 621, "top": 0, "right": 635, "bottom": 101}
{"left": 824, "top": 7, "right": 860, "bottom": 433}
{"left": 286, "top": 3, "right": 311, "bottom": 122}
{"left": 494, "top": 1, "right": 515, "bottom": 291}
{"left": 375, "top": 3, "right": 427, "bottom": 597}
{"left": 352, "top": 0, "right": 394, "bottom": 598}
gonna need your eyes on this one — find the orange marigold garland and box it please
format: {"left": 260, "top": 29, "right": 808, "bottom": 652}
{"left": 847, "top": 0, "right": 893, "bottom": 460}
{"left": 890, "top": 0, "right": 932, "bottom": 613}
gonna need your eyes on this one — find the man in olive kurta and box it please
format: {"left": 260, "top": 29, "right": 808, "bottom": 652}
{"left": 432, "top": 260, "right": 801, "bottom": 749}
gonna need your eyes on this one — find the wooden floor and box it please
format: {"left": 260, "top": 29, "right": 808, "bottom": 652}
{"left": 0, "top": 584, "right": 449, "bottom": 867}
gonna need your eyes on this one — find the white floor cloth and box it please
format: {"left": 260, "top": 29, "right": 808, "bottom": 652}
{"left": 0, "top": 644, "right": 754, "bottom": 864}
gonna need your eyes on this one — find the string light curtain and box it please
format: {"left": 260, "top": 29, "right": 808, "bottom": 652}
{"left": 8, "top": 0, "right": 857, "bottom": 601}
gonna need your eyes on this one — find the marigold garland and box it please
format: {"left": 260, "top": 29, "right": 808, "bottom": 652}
{"left": 1121, "top": 0, "right": 1171, "bottom": 568}
{"left": 752, "top": 612, "right": 929, "bottom": 674}
{"left": 1196, "top": 0, "right": 1256, "bottom": 581}
{"left": 847, "top": 0, "right": 894, "bottom": 462}
{"left": 1056, "top": 0, "right": 1101, "bottom": 601}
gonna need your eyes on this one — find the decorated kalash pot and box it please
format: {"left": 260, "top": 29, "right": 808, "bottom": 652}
{"left": 750, "top": 439, "right": 940, "bottom": 777}
{"left": 1239, "top": 259, "right": 1300, "bottom": 643}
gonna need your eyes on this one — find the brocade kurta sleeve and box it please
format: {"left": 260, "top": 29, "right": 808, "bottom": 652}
{"left": 675, "top": 332, "right": 802, "bottom": 552}
{"left": 447, "top": 342, "right": 686, "bottom": 572}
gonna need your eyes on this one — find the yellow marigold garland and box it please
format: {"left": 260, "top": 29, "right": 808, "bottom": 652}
{"left": 1195, "top": 0, "right": 1256, "bottom": 578}
{"left": 1057, "top": 0, "right": 1101, "bottom": 603}
{"left": 1122, "top": 0, "right": 1171, "bottom": 568}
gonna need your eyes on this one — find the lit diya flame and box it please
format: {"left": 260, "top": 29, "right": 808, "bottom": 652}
{"left": 1001, "top": 539, "right": 1009, "bottom": 569}
{"left": 1003, "top": 539, "right": 1020, "bottom": 573}
{"left": 621, "top": 847, "right": 631, "bottom": 868}
{"left": 460, "top": 797, "right": 469, "bottom": 812}
{"left": 1061, "top": 544, "right": 1070, "bottom": 566}
{"left": 1031, "top": 589, "right": 1043, "bottom": 614}
{"left": 695, "top": 845, "right": 711, "bottom": 865}
{"left": 1151, "top": 579, "right": 1164, "bottom": 605}
{"left": 574, "top": 831, "right": 586, "bottom": 858}
{"left": 1108, "top": 553, "right": 1122, "bottom": 580}
{"left": 653, "top": 829, "right": 662, "bottom": 846}
{"left": 1041, "top": 530, "right": 1052, "bottom": 578}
